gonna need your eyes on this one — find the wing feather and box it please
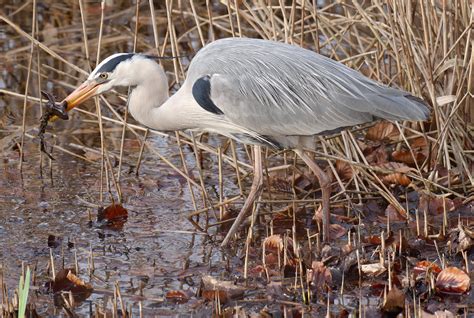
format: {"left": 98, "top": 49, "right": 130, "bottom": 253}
{"left": 186, "top": 38, "right": 429, "bottom": 137}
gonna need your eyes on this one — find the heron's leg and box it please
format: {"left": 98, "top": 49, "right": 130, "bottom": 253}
{"left": 221, "top": 145, "right": 263, "bottom": 247}
{"left": 294, "top": 149, "right": 332, "bottom": 242}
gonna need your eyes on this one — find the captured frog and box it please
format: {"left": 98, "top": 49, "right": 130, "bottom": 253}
{"left": 38, "top": 91, "right": 68, "bottom": 160}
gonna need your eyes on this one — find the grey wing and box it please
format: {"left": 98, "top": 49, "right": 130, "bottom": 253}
{"left": 188, "top": 38, "right": 429, "bottom": 137}
{"left": 204, "top": 72, "right": 429, "bottom": 137}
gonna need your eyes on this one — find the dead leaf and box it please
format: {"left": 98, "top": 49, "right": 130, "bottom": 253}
{"left": 433, "top": 165, "right": 461, "bottom": 187}
{"left": 264, "top": 253, "right": 279, "bottom": 266}
{"left": 365, "top": 145, "right": 389, "bottom": 165}
{"left": 50, "top": 268, "right": 93, "bottom": 306}
{"left": 420, "top": 310, "right": 455, "bottom": 318}
{"left": 418, "top": 194, "right": 455, "bottom": 216}
{"left": 385, "top": 204, "right": 407, "bottom": 221}
{"left": 83, "top": 150, "right": 102, "bottom": 161}
{"left": 413, "top": 261, "right": 442, "bottom": 276}
{"left": 263, "top": 234, "right": 283, "bottom": 252}
{"left": 201, "top": 276, "right": 245, "bottom": 302}
{"left": 449, "top": 224, "right": 474, "bottom": 253}
{"left": 409, "top": 136, "right": 428, "bottom": 149}
{"left": 377, "top": 162, "right": 412, "bottom": 186}
{"left": 307, "top": 261, "right": 332, "bottom": 293}
{"left": 360, "top": 263, "right": 386, "bottom": 276}
{"left": 47, "top": 234, "right": 61, "bottom": 248}
{"left": 97, "top": 203, "right": 128, "bottom": 230}
{"left": 366, "top": 122, "right": 399, "bottom": 141}
{"left": 364, "top": 235, "right": 383, "bottom": 245}
{"left": 392, "top": 149, "right": 426, "bottom": 166}
{"left": 329, "top": 224, "right": 347, "bottom": 239}
{"left": 335, "top": 160, "right": 353, "bottom": 181}
{"left": 382, "top": 286, "right": 405, "bottom": 316}
{"left": 201, "top": 290, "right": 229, "bottom": 303}
{"left": 165, "top": 290, "right": 189, "bottom": 304}
{"left": 435, "top": 267, "right": 470, "bottom": 294}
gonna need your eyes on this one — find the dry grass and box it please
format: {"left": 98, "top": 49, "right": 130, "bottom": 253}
{"left": 0, "top": 0, "right": 473, "bottom": 316}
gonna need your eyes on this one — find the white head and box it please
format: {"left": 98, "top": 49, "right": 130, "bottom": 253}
{"left": 62, "top": 53, "right": 167, "bottom": 111}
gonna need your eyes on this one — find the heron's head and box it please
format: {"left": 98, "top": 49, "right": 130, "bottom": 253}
{"left": 62, "top": 53, "right": 162, "bottom": 111}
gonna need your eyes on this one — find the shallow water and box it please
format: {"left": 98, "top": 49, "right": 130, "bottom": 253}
{"left": 0, "top": 126, "right": 237, "bottom": 316}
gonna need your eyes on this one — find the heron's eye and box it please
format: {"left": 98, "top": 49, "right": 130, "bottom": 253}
{"left": 99, "top": 73, "right": 108, "bottom": 80}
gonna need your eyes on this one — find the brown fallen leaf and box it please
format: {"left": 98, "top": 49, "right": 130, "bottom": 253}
{"left": 448, "top": 224, "right": 474, "bottom": 253}
{"left": 377, "top": 162, "right": 412, "bottom": 186}
{"left": 418, "top": 194, "right": 455, "bottom": 216}
{"left": 165, "top": 290, "right": 189, "bottom": 304}
{"left": 413, "top": 261, "right": 442, "bottom": 276}
{"left": 329, "top": 224, "right": 347, "bottom": 239}
{"left": 307, "top": 261, "right": 332, "bottom": 293}
{"left": 97, "top": 203, "right": 128, "bottom": 230}
{"left": 83, "top": 150, "right": 102, "bottom": 161}
{"left": 334, "top": 159, "right": 353, "bottom": 181}
{"left": 360, "top": 263, "right": 386, "bottom": 276}
{"left": 201, "top": 275, "right": 245, "bottom": 302}
{"left": 385, "top": 204, "right": 407, "bottom": 221}
{"left": 365, "top": 145, "right": 389, "bottom": 165}
{"left": 409, "top": 136, "right": 428, "bottom": 149}
{"left": 263, "top": 234, "right": 283, "bottom": 252}
{"left": 366, "top": 122, "right": 399, "bottom": 142}
{"left": 50, "top": 268, "right": 93, "bottom": 306}
{"left": 391, "top": 149, "right": 426, "bottom": 166}
{"left": 381, "top": 286, "right": 405, "bottom": 316}
{"left": 201, "top": 290, "right": 229, "bottom": 303}
{"left": 435, "top": 267, "right": 470, "bottom": 295}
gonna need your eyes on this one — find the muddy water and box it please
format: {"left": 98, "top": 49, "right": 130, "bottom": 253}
{"left": 0, "top": 124, "right": 235, "bottom": 315}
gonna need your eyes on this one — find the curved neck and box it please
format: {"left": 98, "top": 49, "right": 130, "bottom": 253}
{"left": 128, "top": 67, "right": 170, "bottom": 130}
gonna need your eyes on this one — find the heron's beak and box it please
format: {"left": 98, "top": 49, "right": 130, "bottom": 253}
{"left": 62, "top": 80, "right": 101, "bottom": 112}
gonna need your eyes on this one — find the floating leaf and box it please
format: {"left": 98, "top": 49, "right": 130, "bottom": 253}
{"left": 47, "top": 234, "right": 61, "bottom": 248}
{"left": 165, "top": 290, "right": 189, "bottom": 304}
{"left": 435, "top": 267, "right": 470, "bottom": 294}
{"left": 97, "top": 203, "right": 128, "bottom": 230}
{"left": 366, "top": 122, "right": 399, "bottom": 141}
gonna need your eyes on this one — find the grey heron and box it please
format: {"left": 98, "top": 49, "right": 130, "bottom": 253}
{"left": 60, "top": 37, "right": 429, "bottom": 245}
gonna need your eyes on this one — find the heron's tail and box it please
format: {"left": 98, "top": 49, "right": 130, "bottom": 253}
{"left": 365, "top": 91, "right": 430, "bottom": 122}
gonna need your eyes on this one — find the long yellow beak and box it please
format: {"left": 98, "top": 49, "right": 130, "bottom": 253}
{"left": 63, "top": 80, "right": 101, "bottom": 111}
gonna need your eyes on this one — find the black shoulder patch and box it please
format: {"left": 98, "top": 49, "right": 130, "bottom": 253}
{"left": 192, "top": 75, "right": 224, "bottom": 115}
{"left": 96, "top": 53, "right": 136, "bottom": 73}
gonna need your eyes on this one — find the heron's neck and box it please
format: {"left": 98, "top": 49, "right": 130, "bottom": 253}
{"left": 128, "top": 68, "right": 172, "bottom": 130}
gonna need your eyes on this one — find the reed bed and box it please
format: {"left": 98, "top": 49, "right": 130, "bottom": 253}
{"left": 0, "top": 0, "right": 472, "bottom": 316}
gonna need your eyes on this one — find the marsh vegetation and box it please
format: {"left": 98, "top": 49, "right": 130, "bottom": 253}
{"left": 0, "top": 0, "right": 472, "bottom": 316}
